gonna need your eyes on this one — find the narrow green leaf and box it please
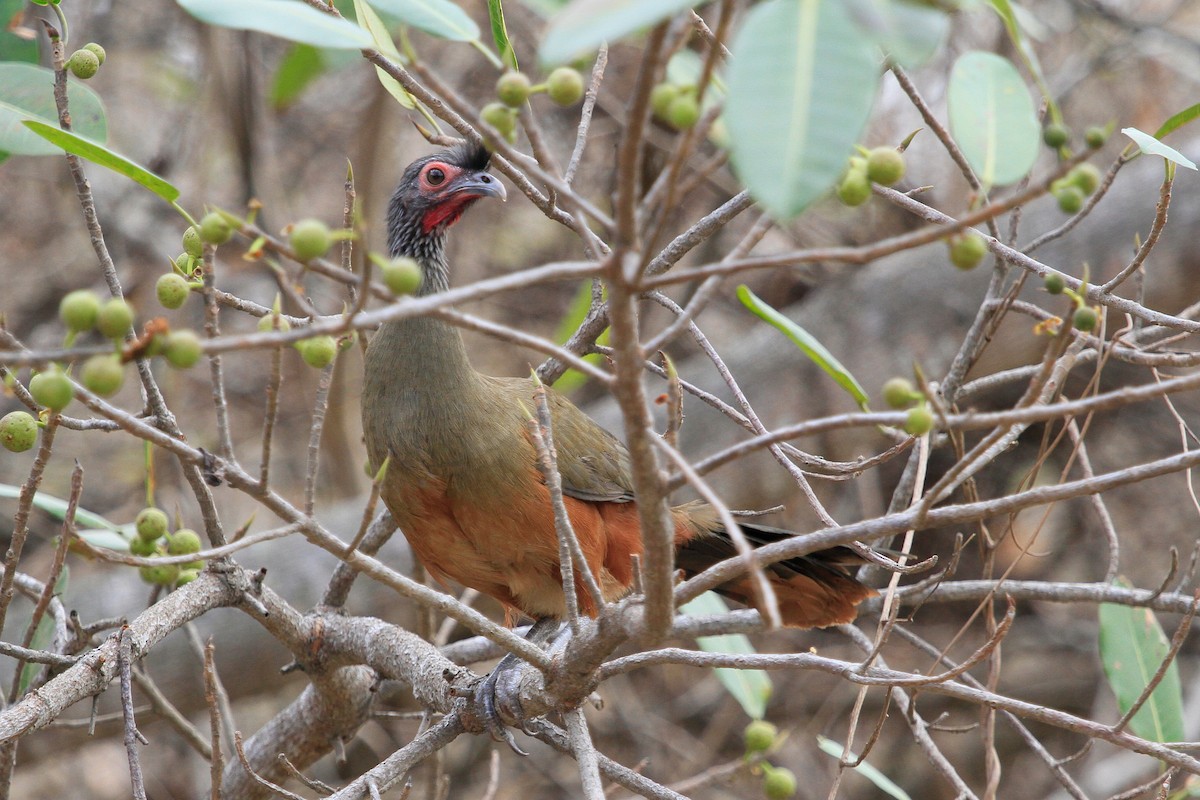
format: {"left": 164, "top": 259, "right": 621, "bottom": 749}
{"left": 551, "top": 280, "right": 606, "bottom": 393}
{"left": 22, "top": 120, "right": 181, "bottom": 201}
{"left": 539, "top": 0, "right": 698, "bottom": 66}
{"left": 1099, "top": 577, "right": 1185, "bottom": 743}
{"left": 0, "top": 484, "right": 122, "bottom": 530}
{"left": 0, "top": 63, "right": 107, "bottom": 156}
{"left": 18, "top": 567, "right": 69, "bottom": 695}
{"left": 817, "top": 735, "right": 912, "bottom": 800}
{"left": 1122, "top": 127, "right": 1198, "bottom": 171}
{"left": 1153, "top": 103, "right": 1200, "bottom": 141}
{"left": 488, "top": 0, "right": 519, "bottom": 71}
{"left": 725, "top": 0, "right": 879, "bottom": 220}
{"left": 77, "top": 528, "right": 135, "bottom": 552}
{"left": 352, "top": 0, "right": 416, "bottom": 108}
{"left": 367, "top": 0, "right": 479, "bottom": 41}
{"left": 844, "top": 0, "right": 950, "bottom": 68}
{"left": 946, "top": 51, "right": 1039, "bottom": 186}
{"left": 737, "top": 285, "right": 870, "bottom": 410}
{"left": 985, "top": 0, "right": 1059, "bottom": 124}
{"left": 176, "top": 0, "right": 373, "bottom": 49}
{"left": 680, "top": 591, "right": 772, "bottom": 720}
{"left": 270, "top": 44, "right": 326, "bottom": 109}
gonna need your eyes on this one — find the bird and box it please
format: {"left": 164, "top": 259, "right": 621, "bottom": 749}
{"left": 361, "top": 142, "right": 875, "bottom": 645}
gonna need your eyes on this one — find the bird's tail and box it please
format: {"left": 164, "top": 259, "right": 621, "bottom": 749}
{"left": 673, "top": 503, "right": 876, "bottom": 629}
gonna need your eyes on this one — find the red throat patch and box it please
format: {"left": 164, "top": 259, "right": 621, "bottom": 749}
{"left": 421, "top": 195, "right": 478, "bottom": 233}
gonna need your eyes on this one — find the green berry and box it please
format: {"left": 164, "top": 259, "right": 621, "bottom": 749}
{"left": 164, "top": 330, "right": 203, "bottom": 369}
{"left": 865, "top": 147, "right": 905, "bottom": 186}
{"left": 29, "top": 369, "right": 73, "bottom": 412}
{"left": 0, "top": 412, "right": 38, "bottom": 453}
{"left": 837, "top": 169, "right": 871, "bottom": 207}
{"left": 904, "top": 405, "right": 934, "bottom": 436}
{"left": 95, "top": 297, "right": 134, "bottom": 340}
{"left": 67, "top": 49, "right": 99, "bottom": 79}
{"left": 763, "top": 766, "right": 798, "bottom": 800}
{"left": 1073, "top": 306, "right": 1098, "bottom": 332}
{"left": 1043, "top": 123, "right": 1069, "bottom": 148}
{"left": 198, "top": 212, "right": 233, "bottom": 245}
{"left": 289, "top": 219, "right": 332, "bottom": 262}
{"left": 59, "top": 289, "right": 100, "bottom": 332}
{"left": 666, "top": 94, "right": 700, "bottom": 130}
{"left": 948, "top": 232, "right": 987, "bottom": 271}
{"left": 129, "top": 536, "right": 159, "bottom": 557}
{"left": 167, "top": 528, "right": 202, "bottom": 555}
{"left": 481, "top": 102, "right": 517, "bottom": 138}
{"left": 1084, "top": 125, "right": 1107, "bottom": 149}
{"left": 156, "top": 273, "right": 190, "bottom": 310}
{"left": 176, "top": 568, "right": 200, "bottom": 586}
{"left": 297, "top": 336, "right": 337, "bottom": 369}
{"left": 1068, "top": 163, "right": 1102, "bottom": 196}
{"left": 257, "top": 313, "right": 292, "bottom": 333}
{"left": 496, "top": 71, "right": 532, "bottom": 107}
{"left": 337, "top": 331, "right": 358, "bottom": 352}
{"left": 1043, "top": 273, "right": 1065, "bottom": 295}
{"left": 182, "top": 226, "right": 204, "bottom": 259}
{"left": 139, "top": 561, "right": 180, "bottom": 586}
{"left": 80, "top": 354, "right": 124, "bottom": 397}
{"left": 546, "top": 67, "right": 584, "bottom": 106}
{"left": 135, "top": 507, "right": 170, "bottom": 542}
{"left": 380, "top": 257, "right": 422, "bottom": 296}
{"left": 882, "top": 377, "right": 918, "bottom": 409}
{"left": 650, "top": 83, "right": 679, "bottom": 121}
{"left": 743, "top": 720, "right": 778, "bottom": 754}
{"left": 1055, "top": 184, "right": 1085, "bottom": 214}
{"left": 82, "top": 42, "right": 106, "bottom": 65}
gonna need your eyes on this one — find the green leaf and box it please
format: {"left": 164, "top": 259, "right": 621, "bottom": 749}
{"left": 985, "top": 0, "right": 1059, "bottom": 125}
{"left": 539, "top": 0, "right": 698, "bottom": 66}
{"left": 0, "top": 0, "right": 40, "bottom": 64}
{"left": 844, "top": 0, "right": 950, "bottom": 68}
{"left": 0, "top": 63, "right": 107, "bottom": 156}
{"left": 1122, "top": 127, "right": 1198, "bottom": 171}
{"left": 946, "top": 51, "right": 1039, "bottom": 186}
{"left": 1099, "top": 577, "right": 1185, "bottom": 743}
{"left": 18, "top": 566, "right": 69, "bottom": 696}
{"left": 352, "top": 0, "right": 416, "bottom": 108}
{"left": 77, "top": 528, "right": 135, "bottom": 552}
{"left": 488, "top": 0, "right": 519, "bottom": 71}
{"left": 817, "top": 735, "right": 912, "bottom": 800}
{"left": 367, "top": 0, "right": 479, "bottom": 41}
{"left": 550, "top": 280, "right": 606, "bottom": 393}
{"left": 725, "top": 0, "right": 879, "bottom": 220}
{"left": 176, "top": 0, "right": 373, "bottom": 49}
{"left": 737, "top": 285, "right": 870, "bottom": 411}
{"left": 0, "top": 484, "right": 122, "bottom": 531}
{"left": 680, "top": 591, "right": 772, "bottom": 720}
{"left": 22, "top": 120, "right": 181, "bottom": 201}
{"left": 270, "top": 44, "right": 326, "bottom": 109}
{"left": 1153, "top": 103, "right": 1200, "bottom": 141}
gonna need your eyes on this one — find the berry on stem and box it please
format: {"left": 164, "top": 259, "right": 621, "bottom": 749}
{"left": 0, "top": 412, "right": 38, "bottom": 453}
{"left": 882, "top": 377, "right": 918, "bottom": 409}
{"left": 67, "top": 49, "right": 99, "bottom": 79}
{"left": 1074, "top": 306, "right": 1098, "bottom": 332}
{"left": 1054, "top": 184, "right": 1085, "bottom": 214}
{"left": 763, "top": 766, "right": 798, "bottom": 799}
{"left": 164, "top": 330, "right": 203, "bottom": 369}
{"left": 297, "top": 336, "right": 337, "bottom": 369}
{"left": 837, "top": 169, "right": 871, "bottom": 207}
{"left": 199, "top": 212, "right": 234, "bottom": 245}
{"left": 743, "top": 720, "right": 778, "bottom": 754}
{"left": 481, "top": 102, "right": 517, "bottom": 141}
{"left": 168, "top": 528, "right": 202, "bottom": 555}
{"left": 29, "top": 368, "right": 73, "bottom": 412}
{"left": 380, "top": 257, "right": 422, "bottom": 295}
{"left": 1085, "top": 125, "right": 1108, "bottom": 149}
{"left": 135, "top": 507, "right": 170, "bottom": 541}
{"left": 496, "top": 71, "right": 531, "bottom": 107}
{"left": 546, "top": 67, "right": 584, "bottom": 106}
{"left": 1043, "top": 273, "right": 1065, "bottom": 295}
{"left": 80, "top": 354, "right": 124, "bottom": 397}
{"left": 156, "top": 273, "right": 191, "bottom": 310}
{"left": 866, "top": 147, "right": 905, "bottom": 185}
{"left": 59, "top": 289, "right": 100, "bottom": 332}
{"left": 905, "top": 405, "right": 934, "bottom": 436}
{"left": 1043, "top": 123, "right": 1069, "bottom": 148}
{"left": 1068, "top": 163, "right": 1102, "bottom": 195}
{"left": 666, "top": 94, "right": 700, "bottom": 130}
{"left": 289, "top": 219, "right": 332, "bottom": 262}
{"left": 83, "top": 42, "right": 106, "bottom": 65}
{"left": 948, "top": 232, "right": 987, "bottom": 270}
{"left": 650, "top": 83, "right": 679, "bottom": 121}
{"left": 95, "top": 297, "right": 134, "bottom": 340}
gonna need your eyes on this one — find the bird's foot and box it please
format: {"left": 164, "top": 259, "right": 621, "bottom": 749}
{"left": 475, "top": 653, "right": 532, "bottom": 755}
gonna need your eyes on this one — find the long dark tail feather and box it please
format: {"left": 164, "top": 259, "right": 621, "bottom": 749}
{"left": 675, "top": 515, "right": 877, "bottom": 629}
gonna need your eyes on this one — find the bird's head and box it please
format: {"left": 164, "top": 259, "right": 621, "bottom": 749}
{"left": 386, "top": 142, "right": 506, "bottom": 266}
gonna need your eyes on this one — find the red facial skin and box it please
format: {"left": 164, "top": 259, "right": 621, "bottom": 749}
{"left": 418, "top": 161, "right": 485, "bottom": 234}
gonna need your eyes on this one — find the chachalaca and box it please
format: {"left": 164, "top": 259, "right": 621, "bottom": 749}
{"left": 361, "top": 143, "right": 875, "bottom": 722}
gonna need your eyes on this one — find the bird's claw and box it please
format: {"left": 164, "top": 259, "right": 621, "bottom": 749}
{"left": 476, "top": 656, "right": 531, "bottom": 756}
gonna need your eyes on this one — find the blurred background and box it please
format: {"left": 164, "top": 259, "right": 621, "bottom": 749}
{"left": 3, "top": 0, "right": 1200, "bottom": 797}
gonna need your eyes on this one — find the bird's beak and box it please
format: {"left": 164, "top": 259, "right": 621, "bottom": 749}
{"left": 449, "top": 171, "right": 507, "bottom": 202}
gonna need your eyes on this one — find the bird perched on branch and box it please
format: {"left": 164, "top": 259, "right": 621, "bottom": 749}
{"left": 361, "top": 142, "right": 874, "bottom": 641}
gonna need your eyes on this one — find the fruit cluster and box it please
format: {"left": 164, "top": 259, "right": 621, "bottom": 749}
{"left": 741, "top": 721, "right": 797, "bottom": 799}
{"left": 482, "top": 67, "right": 585, "bottom": 143}
{"left": 838, "top": 146, "right": 907, "bottom": 207}
{"left": 131, "top": 507, "right": 204, "bottom": 586}
{"left": 882, "top": 376, "right": 934, "bottom": 436}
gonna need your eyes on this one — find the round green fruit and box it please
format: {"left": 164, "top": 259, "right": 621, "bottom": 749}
{"left": 80, "top": 354, "right": 124, "bottom": 397}
{"left": 67, "top": 49, "right": 99, "bottom": 79}
{"left": 29, "top": 369, "right": 73, "bottom": 412}
{"left": 135, "top": 507, "right": 170, "bottom": 542}
{"left": 129, "top": 536, "right": 159, "bottom": 557}
{"left": 199, "top": 212, "right": 233, "bottom": 245}
{"left": 0, "top": 412, "right": 38, "bottom": 453}
{"left": 763, "top": 766, "right": 798, "bottom": 800}
{"left": 743, "top": 720, "right": 778, "bottom": 754}
{"left": 1073, "top": 306, "right": 1098, "bottom": 332}
{"left": 1068, "top": 163, "right": 1102, "bottom": 196}
{"left": 866, "top": 147, "right": 905, "bottom": 186}
{"left": 546, "top": 67, "right": 584, "bottom": 106}
{"left": 83, "top": 42, "right": 106, "bottom": 65}
{"left": 496, "top": 71, "right": 531, "bottom": 107}
{"left": 904, "top": 405, "right": 934, "bottom": 436}
{"left": 289, "top": 219, "right": 332, "bottom": 262}
{"left": 59, "top": 289, "right": 100, "bottom": 332}
{"left": 1043, "top": 123, "right": 1069, "bottom": 148}
{"left": 481, "top": 102, "right": 517, "bottom": 138}
{"left": 297, "top": 336, "right": 337, "bottom": 369}
{"left": 182, "top": 226, "right": 204, "bottom": 259}
{"left": 380, "top": 257, "right": 422, "bottom": 296}
{"left": 666, "top": 95, "right": 700, "bottom": 130}
{"left": 1055, "top": 184, "right": 1085, "bottom": 214}
{"left": 167, "top": 528, "right": 202, "bottom": 555}
{"left": 139, "top": 561, "right": 180, "bottom": 586}
{"left": 650, "top": 83, "right": 679, "bottom": 121}
{"left": 95, "top": 297, "right": 134, "bottom": 340}
{"left": 257, "top": 313, "right": 292, "bottom": 333}
{"left": 176, "top": 568, "right": 200, "bottom": 586}
{"left": 1084, "top": 125, "right": 1107, "bottom": 149}
{"left": 164, "top": 330, "right": 203, "bottom": 369}
{"left": 882, "top": 377, "right": 917, "bottom": 410}
{"left": 948, "top": 232, "right": 987, "bottom": 271}
{"left": 1043, "top": 273, "right": 1065, "bottom": 295}
{"left": 156, "top": 273, "right": 190, "bottom": 310}
{"left": 837, "top": 169, "right": 871, "bottom": 207}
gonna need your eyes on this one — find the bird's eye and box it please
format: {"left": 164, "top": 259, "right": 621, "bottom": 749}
{"left": 426, "top": 167, "right": 446, "bottom": 186}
